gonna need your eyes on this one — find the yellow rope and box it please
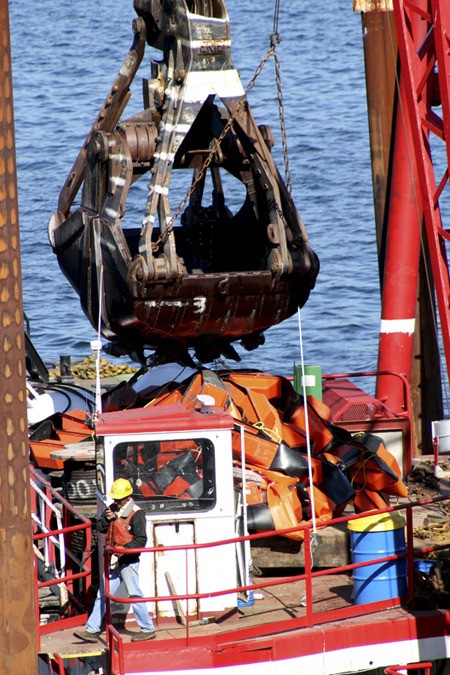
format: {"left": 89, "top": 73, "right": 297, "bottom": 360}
{"left": 252, "top": 421, "right": 282, "bottom": 445}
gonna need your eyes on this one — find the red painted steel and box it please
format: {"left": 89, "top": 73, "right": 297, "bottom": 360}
{"left": 51, "top": 654, "right": 66, "bottom": 675}
{"left": 385, "top": 663, "right": 432, "bottom": 675}
{"left": 33, "top": 485, "right": 450, "bottom": 672}
{"left": 106, "top": 495, "right": 450, "bottom": 673}
{"left": 376, "top": 67, "right": 423, "bottom": 411}
{"left": 323, "top": 370, "right": 413, "bottom": 474}
{"left": 393, "top": 0, "right": 450, "bottom": 389}
{"left": 31, "top": 467, "right": 93, "bottom": 647}
{"left": 96, "top": 402, "right": 234, "bottom": 436}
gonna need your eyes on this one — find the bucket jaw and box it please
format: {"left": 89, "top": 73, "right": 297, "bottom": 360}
{"left": 48, "top": 0, "right": 319, "bottom": 365}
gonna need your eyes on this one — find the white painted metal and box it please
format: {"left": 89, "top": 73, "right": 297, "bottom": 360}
{"left": 122, "top": 635, "right": 450, "bottom": 675}
{"left": 101, "top": 425, "right": 237, "bottom": 619}
{"left": 153, "top": 522, "right": 196, "bottom": 618}
{"left": 432, "top": 419, "right": 450, "bottom": 454}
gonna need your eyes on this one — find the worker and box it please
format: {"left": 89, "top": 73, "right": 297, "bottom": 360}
{"left": 74, "top": 477, "right": 156, "bottom": 643}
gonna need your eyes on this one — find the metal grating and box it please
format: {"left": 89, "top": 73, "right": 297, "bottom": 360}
{"left": 334, "top": 402, "right": 392, "bottom": 423}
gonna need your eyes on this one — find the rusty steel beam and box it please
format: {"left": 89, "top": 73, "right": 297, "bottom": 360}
{"left": 354, "top": 0, "right": 393, "bottom": 10}
{"left": 0, "top": 0, "right": 37, "bottom": 670}
{"left": 357, "top": 7, "right": 398, "bottom": 278}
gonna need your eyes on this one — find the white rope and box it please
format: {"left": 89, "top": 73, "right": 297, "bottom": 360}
{"left": 296, "top": 307, "right": 318, "bottom": 551}
{"left": 92, "top": 266, "right": 104, "bottom": 419}
{"left": 240, "top": 426, "right": 251, "bottom": 587}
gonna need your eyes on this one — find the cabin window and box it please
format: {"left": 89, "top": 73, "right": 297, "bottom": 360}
{"left": 112, "top": 438, "right": 216, "bottom": 513}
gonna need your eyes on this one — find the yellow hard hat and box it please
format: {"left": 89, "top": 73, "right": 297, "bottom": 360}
{"left": 109, "top": 478, "right": 133, "bottom": 500}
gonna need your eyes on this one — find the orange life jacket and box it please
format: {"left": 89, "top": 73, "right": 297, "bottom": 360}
{"left": 106, "top": 505, "right": 140, "bottom": 548}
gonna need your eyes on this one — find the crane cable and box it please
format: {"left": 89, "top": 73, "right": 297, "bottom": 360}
{"left": 271, "top": 0, "right": 292, "bottom": 196}
{"left": 273, "top": 0, "right": 318, "bottom": 562}
{"left": 92, "top": 266, "right": 104, "bottom": 421}
{"left": 297, "top": 307, "right": 318, "bottom": 562}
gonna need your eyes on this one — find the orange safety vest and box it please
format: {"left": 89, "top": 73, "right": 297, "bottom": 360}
{"left": 106, "top": 505, "right": 140, "bottom": 548}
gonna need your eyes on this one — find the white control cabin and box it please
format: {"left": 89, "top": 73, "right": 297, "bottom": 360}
{"left": 95, "top": 400, "right": 238, "bottom": 619}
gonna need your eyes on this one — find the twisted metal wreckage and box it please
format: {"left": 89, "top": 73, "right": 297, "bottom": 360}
{"left": 34, "top": 0, "right": 407, "bottom": 536}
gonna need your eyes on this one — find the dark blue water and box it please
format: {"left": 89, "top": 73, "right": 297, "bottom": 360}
{"left": 10, "top": 0, "right": 379, "bottom": 379}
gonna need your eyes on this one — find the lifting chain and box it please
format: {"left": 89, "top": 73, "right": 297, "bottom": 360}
{"left": 152, "top": 0, "right": 291, "bottom": 252}
{"left": 271, "top": 0, "right": 292, "bottom": 197}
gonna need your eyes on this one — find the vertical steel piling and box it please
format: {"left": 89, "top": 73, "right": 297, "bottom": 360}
{"left": 0, "top": 0, "right": 37, "bottom": 670}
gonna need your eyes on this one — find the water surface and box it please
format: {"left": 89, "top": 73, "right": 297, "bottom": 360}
{"left": 10, "top": 0, "right": 379, "bottom": 380}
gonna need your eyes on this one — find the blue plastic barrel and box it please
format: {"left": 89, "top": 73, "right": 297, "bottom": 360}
{"left": 414, "top": 559, "right": 437, "bottom": 575}
{"left": 413, "top": 559, "right": 439, "bottom": 593}
{"left": 348, "top": 512, "right": 407, "bottom": 605}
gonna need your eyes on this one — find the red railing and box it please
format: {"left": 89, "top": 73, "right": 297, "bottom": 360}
{"left": 30, "top": 466, "right": 94, "bottom": 647}
{"left": 385, "top": 663, "right": 432, "bottom": 675}
{"left": 104, "top": 493, "right": 449, "bottom": 653}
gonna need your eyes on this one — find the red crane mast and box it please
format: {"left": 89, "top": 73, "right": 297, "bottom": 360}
{"left": 396, "top": 1, "right": 450, "bottom": 388}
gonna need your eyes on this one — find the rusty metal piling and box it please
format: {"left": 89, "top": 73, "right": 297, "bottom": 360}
{"left": 0, "top": 0, "right": 37, "bottom": 671}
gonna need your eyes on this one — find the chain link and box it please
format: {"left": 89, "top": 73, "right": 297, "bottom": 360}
{"left": 272, "top": 33, "right": 292, "bottom": 197}
{"left": 153, "top": 6, "right": 290, "bottom": 250}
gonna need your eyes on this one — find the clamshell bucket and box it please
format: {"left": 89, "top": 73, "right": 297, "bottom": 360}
{"left": 48, "top": 0, "right": 319, "bottom": 364}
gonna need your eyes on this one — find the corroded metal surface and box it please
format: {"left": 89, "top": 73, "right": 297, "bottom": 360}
{"left": 354, "top": 0, "right": 393, "bottom": 11}
{"left": 49, "top": 0, "right": 319, "bottom": 365}
{"left": 0, "top": 0, "right": 37, "bottom": 668}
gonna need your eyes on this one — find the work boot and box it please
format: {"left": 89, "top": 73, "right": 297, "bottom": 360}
{"left": 130, "top": 630, "right": 156, "bottom": 642}
{"left": 73, "top": 630, "right": 101, "bottom": 643}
